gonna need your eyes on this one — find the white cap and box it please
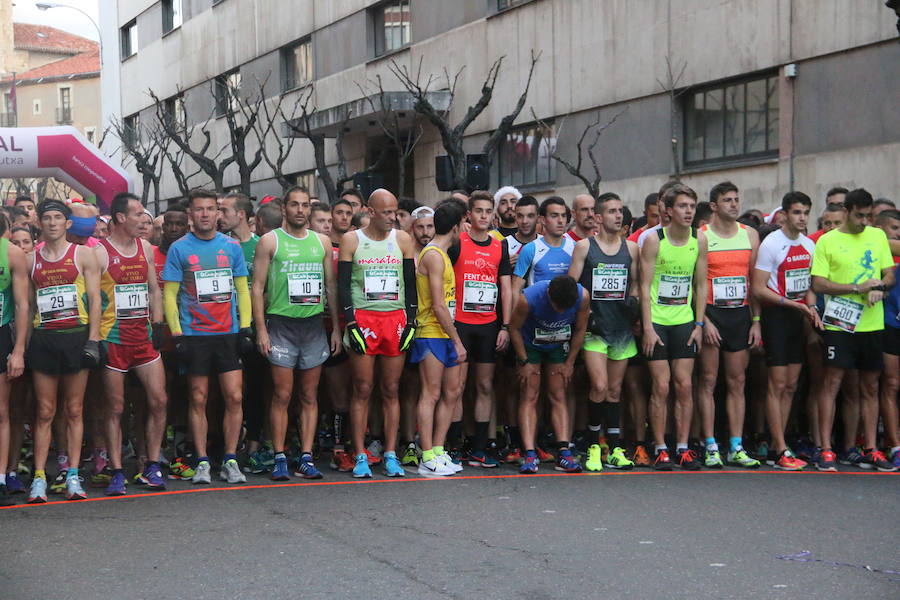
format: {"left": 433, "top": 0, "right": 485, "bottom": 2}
{"left": 493, "top": 186, "right": 522, "bottom": 210}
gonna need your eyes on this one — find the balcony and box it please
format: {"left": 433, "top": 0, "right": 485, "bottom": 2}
{"left": 0, "top": 113, "right": 16, "bottom": 127}
{"left": 56, "top": 106, "right": 73, "bottom": 124}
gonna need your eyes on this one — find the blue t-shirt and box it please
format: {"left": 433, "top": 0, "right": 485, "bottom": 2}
{"left": 521, "top": 279, "right": 583, "bottom": 349}
{"left": 885, "top": 262, "right": 900, "bottom": 330}
{"left": 513, "top": 235, "right": 576, "bottom": 287}
{"left": 162, "top": 232, "right": 248, "bottom": 336}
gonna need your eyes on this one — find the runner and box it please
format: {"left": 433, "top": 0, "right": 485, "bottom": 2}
{"left": 309, "top": 201, "right": 333, "bottom": 235}
{"left": 162, "top": 189, "right": 252, "bottom": 485}
{"left": 627, "top": 193, "right": 661, "bottom": 243}
{"left": 752, "top": 191, "right": 820, "bottom": 470}
{"left": 568, "top": 192, "right": 638, "bottom": 471}
{"left": 338, "top": 189, "right": 417, "bottom": 478}
{"left": 508, "top": 274, "right": 589, "bottom": 474}
{"left": 253, "top": 186, "right": 341, "bottom": 480}
{"left": 877, "top": 209, "right": 900, "bottom": 467}
{"left": 696, "top": 182, "right": 762, "bottom": 469}
{"left": 512, "top": 196, "right": 576, "bottom": 295}
{"left": 95, "top": 193, "right": 168, "bottom": 495}
{"left": 411, "top": 200, "right": 467, "bottom": 476}
{"left": 341, "top": 189, "right": 365, "bottom": 214}
{"left": 810, "top": 188, "right": 896, "bottom": 471}
{"left": 493, "top": 186, "right": 521, "bottom": 239}
{"left": 27, "top": 200, "right": 102, "bottom": 503}
{"left": 639, "top": 184, "right": 707, "bottom": 471}
{"left": 566, "top": 194, "right": 596, "bottom": 242}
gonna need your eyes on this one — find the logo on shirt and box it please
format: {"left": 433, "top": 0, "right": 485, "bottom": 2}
{"left": 853, "top": 250, "right": 876, "bottom": 284}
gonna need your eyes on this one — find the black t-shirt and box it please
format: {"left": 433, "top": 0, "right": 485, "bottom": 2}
{"left": 495, "top": 226, "right": 517, "bottom": 238}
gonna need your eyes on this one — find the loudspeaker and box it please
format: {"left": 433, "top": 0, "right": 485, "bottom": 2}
{"left": 466, "top": 153, "right": 490, "bottom": 192}
{"left": 435, "top": 155, "right": 455, "bottom": 191}
{"left": 353, "top": 172, "right": 384, "bottom": 201}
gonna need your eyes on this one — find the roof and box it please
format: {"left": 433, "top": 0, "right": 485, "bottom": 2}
{"left": 13, "top": 23, "right": 97, "bottom": 55}
{"left": 4, "top": 48, "right": 100, "bottom": 82}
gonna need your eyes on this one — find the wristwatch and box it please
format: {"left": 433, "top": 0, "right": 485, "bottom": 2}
{"left": 516, "top": 355, "right": 528, "bottom": 367}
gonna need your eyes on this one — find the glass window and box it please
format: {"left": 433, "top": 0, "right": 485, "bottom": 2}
{"left": 120, "top": 21, "right": 137, "bottom": 59}
{"left": 163, "top": 0, "right": 183, "bottom": 34}
{"left": 164, "top": 94, "right": 185, "bottom": 129}
{"left": 374, "top": 1, "right": 410, "bottom": 57}
{"left": 57, "top": 88, "right": 72, "bottom": 124}
{"left": 499, "top": 122, "right": 557, "bottom": 188}
{"left": 124, "top": 114, "right": 140, "bottom": 146}
{"left": 215, "top": 70, "right": 241, "bottom": 117}
{"left": 281, "top": 39, "right": 313, "bottom": 91}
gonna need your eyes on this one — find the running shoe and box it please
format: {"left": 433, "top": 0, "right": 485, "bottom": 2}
{"left": 65, "top": 475, "right": 87, "bottom": 501}
{"left": 604, "top": 447, "right": 634, "bottom": 470}
{"left": 168, "top": 457, "right": 196, "bottom": 480}
{"left": 257, "top": 446, "right": 275, "bottom": 468}
{"left": 653, "top": 450, "right": 673, "bottom": 471}
{"left": 774, "top": 450, "right": 805, "bottom": 471}
{"left": 0, "top": 485, "right": 13, "bottom": 506}
{"left": 271, "top": 456, "right": 290, "bottom": 481}
{"left": 753, "top": 440, "right": 769, "bottom": 461}
{"left": 192, "top": 460, "right": 212, "bottom": 484}
{"left": 438, "top": 452, "right": 463, "bottom": 473}
{"left": 366, "top": 440, "right": 384, "bottom": 463}
{"left": 401, "top": 443, "right": 420, "bottom": 467}
{"left": 535, "top": 447, "right": 555, "bottom": 463}
{"left": 295, "top": 454, "right": 324, "bottom": 479}
{"left": 49, "top": 469, "right": 68, "bottom": 495}
{"left": 28, "top": 478, "right": 48, "bottom": 504}
{"left": 105, "top": 472, "right": 127, "bottom": 496}
{"left": 447, "top": 448, "right": 463, "bottom": 466}
{"left": 838, "top": 447, "right": 864, "bottom": 467}
{"left": 519, "top": 451, "right": 539, "bottom": 474}
{"left": 892, "top": 448, "right": 900, "bottom": 469}
{"left": 503, "top": 448, "right": 523, "bottom": 464}
{"left": 220, "top": 459, "right": 247, "bottom": 484}
{"left": 675, "top": 449, "right": 702, "bottom": 471}
{"left": 795, "top": 439, "right": 817, "bottom": 461}
{"left": 90, "top": 466, "right": 112, "bottom": 487}
{"left": 467, "top": 450, "right": 500, "bottom": 468}
{"left": 816, "top": 449, "right": 838, "bottom": 472}
{"left": 597, "top": 437, "right": 610, "bottom": 462}
{"left": 555, "top": 449, "right": 582, "bottom": 473}
{"left": 6, "top": 473, "right": 25, "bottom": 495}
{"left": 631, "top": 445, "right": 651, "bottom": 468}
{"left": 727, "top": 449, "right": 761, "bottom": 469}
{"left": 92, "top": 448, "right": 109, "bottom": 478}
{"left": 330, "top": 449, "right": 355, "bottom": 472}
{"left": 860, "top": 449, "right": 897, "bottom": 472}
{"left": 585, "top": 444, "right": 603, "bottom": 472}
{"left": 383, "top": 452, "right": 404, "bottom": 477}
{"left": 353, "top": 453, "right": 372, "bottom": 478}
{"left": 142, "top": 464, "right": 167, "bottom": 490}
{"left": 418, "top": 457, "right": 455, "bottom": 477}
{"left": 244, "top": 450, "right": 270, "bottom": 474}
{"left": 704, "top": 449, "right": 724, "bottom": 469}
{"left": 363, "top": 448, "right": 382, "bottom": 467}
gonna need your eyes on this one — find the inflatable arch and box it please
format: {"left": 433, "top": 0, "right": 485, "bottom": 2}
{"left": 0, "top": 126, "right": 132, "bottom": 214}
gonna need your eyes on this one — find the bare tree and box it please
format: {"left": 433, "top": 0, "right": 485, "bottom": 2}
{"left": 251, "top": 81, "right": 312, "bottom": 192}
{"left": 389, "top": 51, "right": 540, "bottom": 190}
{"left": 108, "top": 115, "right": 165, "bottom": 206}
{"left": 656, "top": 55, "right": 688, "bottom": 178}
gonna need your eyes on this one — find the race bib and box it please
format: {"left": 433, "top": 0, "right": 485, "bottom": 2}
{"left": 195, "top": 268, "right": 233, "bottom": 303}
{"left": 657, "top": 275, "right": 690, "bottom": 306}
{"left": 712, "top": 276, "right": 746, "bottom": 307}
{"left": 784, "top": 268, "right": 810, "bottom": 300}
{"left": 288, "top": 272, "right": 323, "bottom": 305}
{"left": 822, "top": 296, "right": 863, "bottom": 333}
{"left": 37, "top": 284, "right": 78, "bottom": 323}
{"left": 448, "top": 299, "right": 456, "bottom": 321}
{"left": 462, "top": 281, "right": 497, "bottom": 312}
{"left": 533, "top": 325, "right": 571, "bottom": 344}
{"left": 114, "top": 283, "right": 149, "bottom": 319}
{"left": 364, "top": 268, "right": 399, "bottom": 302}
{"left": 591, "top": 266, "right": 627, "bottom": 301}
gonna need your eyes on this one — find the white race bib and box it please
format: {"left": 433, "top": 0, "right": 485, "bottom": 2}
{"left": 591, "top": 266, "right": 627, "bottom": 301}
{"left": 657, "top": 275, "right": 690, "bottom": 306}
{"left": 784, "top": 268, "right": 810, "bottom": 300}
{"left": 462, "top": 281, "right": 497, "bottom": 313}
{"left": 364, "top": 268, "right": 399, "bottom": 302}
{"left": 114, "top": 283, "right": 149, "bottom": 319}
{"left": 712, "top": 276, "right": 746, "bottom": 307}
{"left": 37, "top": 284, "right": 78, "bottom": 323}
{"left": 195, "top": 268, "right": 233, "bottom": 303}
{"left": 448, "top": 299, "right": 456, "bottom": 321}
{"left": 533, "top": 325, "right": 571, "bottom": 344}
{"left": 288, "top": 272, "right": 323, "bottom": 305}
{"left": 822, "top": 296, "right": 863, "bottom": 333}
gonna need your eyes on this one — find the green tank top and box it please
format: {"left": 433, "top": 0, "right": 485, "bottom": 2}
{"left": 0, "top": 239, "right": 11, "bottom": 327}
{"left": 351, "top": 229, "right": 405, "bottom": 312}
{"left": 650, "top": 227, "right": 698, "bottom": 326}
{"left": 265, "top": 228, "right": 326, "bottom": 319}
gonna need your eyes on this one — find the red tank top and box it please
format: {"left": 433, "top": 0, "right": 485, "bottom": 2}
{"left": 100, "top": 238, "right": 151, "bottom": 344}
{"left": 453, "top": 232, "right": 503, "bottom": 325}
{"left": 32, "top": 242, "right": 87, "bottom": 330}
{"left": 153, "top": 245, "right": 166, "bottom": 286}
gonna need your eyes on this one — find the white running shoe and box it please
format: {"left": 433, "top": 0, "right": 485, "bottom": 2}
{"left": 220, "top": 459, "right": 247, "bottom": 484}
{"left": 192, "top": 460, "right": 212, "bottom": 484}
{"left": 417, "top": 458, "right": 455, "bottom": 477}
{"left": 439, "top": 453, "right": 463, "bottom": 473}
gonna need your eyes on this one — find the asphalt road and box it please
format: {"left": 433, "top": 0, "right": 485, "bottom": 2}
{"left": 1, "top": 465, "right": 897, "bottom": 600}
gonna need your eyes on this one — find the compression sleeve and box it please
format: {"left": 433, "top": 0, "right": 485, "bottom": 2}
{"left": 403, "top": 258, "right": 417, "bottom": 323}
{"left": 164, "top": 281, "right": 182, "bottom": 336}
{"left": 234, "top": 276, "right": 252, "bottom": 329}
{"left": 338, "top": 260, "right": 355, "bottom": 324}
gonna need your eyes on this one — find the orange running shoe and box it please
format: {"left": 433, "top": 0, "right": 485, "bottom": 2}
{"left": 535, "top": 447, "right": 555, "bottom": 463}
{"left": 503, "top": 448, "right": 523, "bottom": 464}
{"left": 631, "top": 445, "right": 651, "bottom": 467}
{"left": 331, "top": 449, "right": 355, "bottom": 472}
{"left": 364, "top": 448, "right": 382, "bottom": 466}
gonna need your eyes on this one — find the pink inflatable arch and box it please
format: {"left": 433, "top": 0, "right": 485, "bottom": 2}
{"left": 0, "top": 126, "right": 132, "bottom": 213}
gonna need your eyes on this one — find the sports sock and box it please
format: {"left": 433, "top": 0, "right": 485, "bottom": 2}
{"left": 422, "top": 448, "right": 435, "bottom": 462}
{"left": 706, "top": 437, "right": 718, "bottom": 452}
{"left": 334, "top": 413, "right": 348, "bottom": 446}
{"left": 0, "top": 474, "right": 5, "bottom": 485}
{"left": 508, "top": 426, "right": 522, "bottom": 448}
{"left": 197, "top": 456, "right": 210, "bottom": 464}
{"left": 557, "top": 441, "right": 570, "bottom": 452}
{"left": 223, "top": 453, "right": 237, "bottom": 463}
{"left": 446, "top": 422, "right": 463, "bottom": 448}
{"left": 602, "top": 403, "right": 621, "bottom": 448}
{"left": 729, "top": 437, "right": 743, "bottom": 453}
{"left": 274, "top": 452, "right": 286, "bottom": 461}
{"left": 35, "top": 469, "right": 46, "bottom": 480}
{"left": 654, "top": 445, "right": 667, "bottom": 454}
{"left": 675, "top": 443, "right": 688, "bottom": 452}
{"left": 67, "top": 467, "right": 78, "bottom": 478}
{"left": 433, "top": 445, "right": 444, "bottom": 457}
{"left": 473, "top": 421, "right": 490, "bottom": 452}
{"left": 112, "top": 468, "right": 123, "bottom": 476}
{"left": 300, "top": 452, "right": 312, "bottom": 461}
{"left": 587, "top": 402, "right": 604, "bottom": 431}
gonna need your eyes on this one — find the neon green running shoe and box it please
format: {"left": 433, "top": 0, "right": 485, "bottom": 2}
{"left": 400, "top": 443, "right": 420, "bottom": 467}
{"left": 727, "top": 449, "right": 761, "bottom": 469}
{"left": 704, "top": 449, "right": 724, "bottom": 469}
{"left": 604, "top": 446, "right": 634, "bottom": 470}
{"left": 585, "top": 444, "right": 604, "bottom": 472}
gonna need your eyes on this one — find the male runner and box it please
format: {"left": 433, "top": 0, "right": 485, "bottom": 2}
{"left": 566, "top": 194, "right": 596, "bottom": 242}
{"left": 627, "top": 193, "right": 661, "bottom": 242}
{"left": 811, "top": 188, "right": 896, "bottom": 471}
{"left": 808, "top": 196, "right": 847, "bottom": 243}
{"left": 162, "top": 189, "right": 252, "bottom": 485}
{"left": 341, "top": 189, "right": 365, "bottom": 214}
{"left": 411, "top": 200, "right": 467, "bottom": 476}
{"left": 504, "top": 196, "right": 539, "bottom": 267}
{"left": 338, "top": 189, "right": 417, "bottom": 478}
{"left": 513, "top": 197, "right": 576, "bottom": 295}
{"left": 877, "top": 209, "right": 900, "bottom": 466}
{"left": 27, "top": 200, "right": 102, "bottom": 503}
{"left": 96, "top": 193, "right": 168, "bottom": 495}
{"left": 639, "top": 184, "right": 707, "bottom": 471}
{"left": 696, "top": 182, "right": 762, "bottom": 469}
{"left": 569, "top": 192, "right": 638, "bottom": 471}
{"left": 253, "top": 186, "right": 341, "bottom": 480}
{"left": 508, "top": 275, "right": 589, "bottom": 474}
{"left": 752, "top": 191, "right": 820, "bottom": 470}
{"left": 309, "top": 201, "right": 333, "bottom": 235}
{"left": 493, "top": 186, "right": 521, "bottom": 239}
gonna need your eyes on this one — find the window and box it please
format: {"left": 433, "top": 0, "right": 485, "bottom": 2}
{"left": 684, "top": 73, "right": 779, "bottom": 166}
{"left": 374, "top": 0, "right": 410, "bottom": 57}
{"left": 120, "top": 20, "right": 138, "bottom": 59}
{"left": 163, "top": 94, "right": 185, "bottom": 129}
{"left": 123, "top": 113, "right": 140, "bottom": 147}
{"left": 1, "top": 93, "right": 14, "bottom": 127}
{"left": 33, "top": 99, "right": 41, "bottom": 115}
{"left": 57, "top": 87, "right": 72, "bottom": 124}
{"left": 162, "top": 0, "right": 183, "bottom": 34}
{"left": 281, "top": 39, "right": 313, "bottom": 91}
{"left": 288, "top": 171, "right": 317, "bottom": 196}
{"left": 497, "top": 0, "right": 530, "bottom": 10}
{"left": 214, "top": 70, "right": 241, "bottom": 117}
{"left": 498, "top": 122, "right": 557, "bottom": 188}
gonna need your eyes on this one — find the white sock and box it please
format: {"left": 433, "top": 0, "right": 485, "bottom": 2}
{"left": 0, "top": 474, "right": 6, "bottom": 485}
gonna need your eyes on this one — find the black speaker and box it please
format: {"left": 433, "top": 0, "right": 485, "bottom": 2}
{"left": 353, "top": 172, "right": 384, "bottom": 201}
{"left": 466, "top": 153, "right": 490, "bottom": 192}
{"left": 435, "top": 155, "right": 455, "bottom": 191}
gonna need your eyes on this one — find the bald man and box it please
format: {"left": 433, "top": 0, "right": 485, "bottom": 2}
{"left": 566, "top": 194, "right": 596, "bottom": 242}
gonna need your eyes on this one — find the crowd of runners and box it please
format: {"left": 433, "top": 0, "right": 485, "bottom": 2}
{"left": 0, "top": 178, "right": 898, "bottom": 505}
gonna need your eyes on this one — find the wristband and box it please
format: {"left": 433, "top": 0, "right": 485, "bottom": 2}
{"left": 500, "top": 324, "right": 509, "bottom": 331}
{"left": 752, "top": 315, "right": 761, "bottom": 322}
{"left": 695, "top": 321, "right": 705, "bottom": 328}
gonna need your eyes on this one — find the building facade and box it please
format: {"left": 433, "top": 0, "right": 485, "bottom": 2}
{"left": 101, "top": 0, "right": 900, "bottom": 213}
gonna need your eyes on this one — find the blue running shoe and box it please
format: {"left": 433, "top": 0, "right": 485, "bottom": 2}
{"left": 383, "top": 452, "right": 405, "bottom": 477}
{"left": 143, "top": 464, "right": 166, "bottom": 490}
{"left": 271, "top": 456, "right": 290, "bottom": 481}
{"left": 352, "top": 453, "right": 372, "bottom": 479}
{"left": 105, "top": 472, "right": 127, "bottom": 496}
{"left": 294, "top": 454, "right": 322, "bottom": 480}
{"left": 892, "top": 449, "right": 900, "bottom": 469}
{"left": 520, "top": 450, "right": 539, "bottom": 474}
{"left": 555, "top": 448, "right": 582, "bottom": 473}
{"left": 6, "top": 472, "right": 25, "bottom": 495}
{"left": 28, "top": 478, "right": 48, "bottom": 504}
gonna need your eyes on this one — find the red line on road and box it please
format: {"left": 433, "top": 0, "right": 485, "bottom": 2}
{"left": 1, "top": 468, "right": 895, "bottom": 511}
